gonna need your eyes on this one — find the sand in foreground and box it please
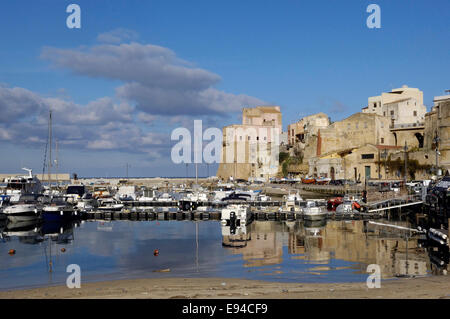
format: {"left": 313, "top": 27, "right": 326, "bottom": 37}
{"left": 1, "top": 276, "right": 450, "bottom": 299}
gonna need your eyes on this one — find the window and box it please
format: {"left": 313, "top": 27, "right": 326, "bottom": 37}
{"left": 264, "top": 137, "right": 267, "bottom": 141}
{"left": 413, "top": 111, "right": 417, "bottom": 116}
{"left": 239, "top": 136, "right": 242, "bottom": 141}
{"left": 381, "top": 138, "right": 384, "bottom": 144}
{"left": 361, "top": 154, "right": 375, "bottom": 159}
{"left": 257, "top": 136, "right": 259, "bottom": 141}
{"left": 390, "top": 110, "right": 394, "bottom": 116}
{"left": 364, "top": 122, "right": 368, "bottom": 128}
{"left": 248, "top": 136, "right": 251, "bottom": 141}
{"left": 356, "top": 123, "right": 359, "bottom": 129}
{"left": 383, "top": 111, "right": 386, "bottom": 116}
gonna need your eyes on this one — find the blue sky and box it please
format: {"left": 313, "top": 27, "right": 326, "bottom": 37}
{"left": 0, "top": 0, "right": 449, "bottom": 177}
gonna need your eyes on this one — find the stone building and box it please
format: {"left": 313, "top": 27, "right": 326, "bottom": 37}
{"left": 216, "top": 106, "right": 282, "bottom": 181}
{"left": 363, "top": 85, "right": 427, "bottom": 149}
{"left": 424, "top": 95, "right": 450, "bottom": 173}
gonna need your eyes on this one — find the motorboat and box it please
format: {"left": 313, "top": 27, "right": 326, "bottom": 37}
{"left": 42, "top": 196, "right": 77, "bottom": 221}
{"left": 65, "top": 184, "right": 89, "bottom": 204}
{"left": 335, "top": 199, "right": 359, "bottom": 214}
{"left": 97, "top": 198, "right": 124, "bottom": 211}
{"left": 76, "top": 193, "right": 98, "bottom": 212}
{"left": 283, "top": 191, "right": 303, "bottom": 212}
{"left": 4, "top": 168, "right": 43, "bottom": 203}
{"left": 115, "top": 185, "right": 138, "bottom": 202}
{"left": 2, "top": 194, "right": 42, "bottom": 222}
{"left": 221, "top": 204, "right": 251, "bottom": 227}
{"left": 256, "top": 194, "right": 271, "bottom": 202}
{"left": 327, "top": 197, "right": 343, "bottom": 211}
{"left": 303, "top": 200, "right": 327, "bottom": 221}
{"left": 156, "top": 193, "right": 174, "bottom": 202}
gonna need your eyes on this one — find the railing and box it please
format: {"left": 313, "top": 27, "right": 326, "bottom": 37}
{"left": 390, "top": 122, "right": 424, "bottom": 129}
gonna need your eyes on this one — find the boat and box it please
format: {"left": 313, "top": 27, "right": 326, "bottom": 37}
{"left": 3, "top": 194, "right": 42, "bottom": 222}
{"left": 156, "top": 193, "right": 174, "bottom": 202}
{"left": 65, "top": 184, "right": 89, "bottom": 204}
{"left": 327, "top": 197, "right": 343, "bottom": 211}
{"left": 256, "top": 194, "right": 271, "bottom": 202}
{"left": 4, "top": 168, "right": 43, "bottom": 203}
{"left": 221, "top": 204, "right": 251, "bottom": 227}
{"left": 42, "top": 196, "right": 77, "bottom": 221}
{"left": 282, "top": 191, "right": 302, "bottom": 212}
{"left": 315, "top": 177, "right": 331, "bottom": 185}
{"left": 97, "top": 198, "right": 124, "bottom": 211}
{"left": 221, "top": 192, "right": 251, "bottom": 201}
{"left": 335, "top": 199, "right": 359, "bottom": 214}
{"left": 115, "top": 185, "right": 138, "bottom": 202}
{"left": 301, "top": 177, "right": 316, "bottom": 184}
{"left": 303, "top": 200, "right": 327, "bottom": 221}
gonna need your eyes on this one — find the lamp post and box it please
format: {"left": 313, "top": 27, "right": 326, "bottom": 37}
{"left": 434, "top": 131, "right": 440, "bottom": 176}
{"left": 404, "top": 141, "right": 408, "bottom": 187}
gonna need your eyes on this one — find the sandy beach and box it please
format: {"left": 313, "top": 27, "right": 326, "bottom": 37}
{"left": 1, "top": 276, "right": 449, "bottom": 299}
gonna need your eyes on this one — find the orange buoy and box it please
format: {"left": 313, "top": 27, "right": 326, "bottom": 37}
{"left": 8, "top": 249, "right": 16, "bottom": 255}
{"left": 61, "top": 248, "right": 66, "bottom": 253}
{"left": 153, "top": 249, "right": 159, "bottom": 256}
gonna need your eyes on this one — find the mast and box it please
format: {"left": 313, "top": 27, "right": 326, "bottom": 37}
{"left": 48, "top": 110, "right": 52, "bottom": 189}
{"left": 55, "top": 139, "right": 59, "bottom": 189}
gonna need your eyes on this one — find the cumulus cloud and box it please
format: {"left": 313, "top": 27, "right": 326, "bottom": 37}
{"left": 97, "top": 28, "right": 139, "bottom": 44}
{"left": 0, "top": 86, "right": 167, "bottom": 157}
{"left": 41, "top": 41, "right": 265, "bottom": 116}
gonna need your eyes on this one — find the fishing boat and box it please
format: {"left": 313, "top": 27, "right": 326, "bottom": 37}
{"left": 315, "top": 177, "right": 331, "bottom": 185}
{"left": 303, "top": 200, "right": 327, "bottom": 221}
{"left": 301, "top": 177, "right": 316, "bottom": 184}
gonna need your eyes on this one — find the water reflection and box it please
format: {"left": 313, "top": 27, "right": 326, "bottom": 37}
{"left": 0, "top": 216, "right": 448, "bottom": 290}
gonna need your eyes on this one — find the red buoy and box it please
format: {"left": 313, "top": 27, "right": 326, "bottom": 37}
{"left": 153, "top": 249, "right": 159, "bottom": 256}
{"left": 61, "top": 248, "right": 66, "bottom": 253}
{"left": 8, "top": 249, "right": 16, "bottom": 255}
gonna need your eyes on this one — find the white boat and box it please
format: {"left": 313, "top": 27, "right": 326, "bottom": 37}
{"left": 97, "top": 198, "right": 124, "bottom": 211}
{"left": 303, "top": 200, "right": 326, "bottom": 221}
{"left": 256, "top": 194, "right": 271, "bottom": 202}
{"left": 283, "top": 191, "right": 302, "bottom": 212}
{"left": 4, "top": 168, "right": 43, "bottom": 203}
{"left": 3, "top": 201, "right": 41, "bottom": 222}
{"left": 115, "top": 185, "right": 138, "bottom": 201}
{"left": 221, "top": 204, "right": 251, "bottom": 227}
{"left": 184, "top": 191, "right": 209, "bottom": 202}
{"left": 156, "top": 193, "right": 174, "bottom": 202}
{"left": 65, "top": 184, "right": 88, "bottom": 204}
{"left": 335, "top": 200, "right": 358, "bottom": 214}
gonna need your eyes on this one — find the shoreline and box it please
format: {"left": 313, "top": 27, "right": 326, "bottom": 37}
{"left": 1, "top": 276, "right": 449, "bottom": 299}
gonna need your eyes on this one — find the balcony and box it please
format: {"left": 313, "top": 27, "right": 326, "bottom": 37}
{"left": 389, "top": 122, "right": 425, "bottom": 130}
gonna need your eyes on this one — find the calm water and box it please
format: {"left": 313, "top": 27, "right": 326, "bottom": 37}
{"left": 0, "top": 217, "right": 448, "bottom": 290}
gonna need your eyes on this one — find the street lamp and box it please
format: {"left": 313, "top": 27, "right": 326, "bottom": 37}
{"left": 434, "top": 131, "right": 440, "bottom": 176}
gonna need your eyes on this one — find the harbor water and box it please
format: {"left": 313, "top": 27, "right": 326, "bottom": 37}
{"left": 0, "top": 215, "right": 448, "bottom": 291}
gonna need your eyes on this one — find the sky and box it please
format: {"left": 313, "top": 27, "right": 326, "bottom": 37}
{"left": 0, "top": 0, "right": 449, "bottom": 177}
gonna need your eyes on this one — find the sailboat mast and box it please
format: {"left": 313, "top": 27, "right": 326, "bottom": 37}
{"left": 48, "top": 110, "right": 52, "bottom": 188}
{"left": 55, "top": 139, "right": 59, "bottom": 189}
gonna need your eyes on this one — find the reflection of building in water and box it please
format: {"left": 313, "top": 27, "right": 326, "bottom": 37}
{"left": 288, "top": 221, "right": 330, "bottom": 264}
{"left": 288, "top": 220, "right": 430, "bottom": 278}
{"left": 222, "top": 221, "right": 284, "bottom": 267}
